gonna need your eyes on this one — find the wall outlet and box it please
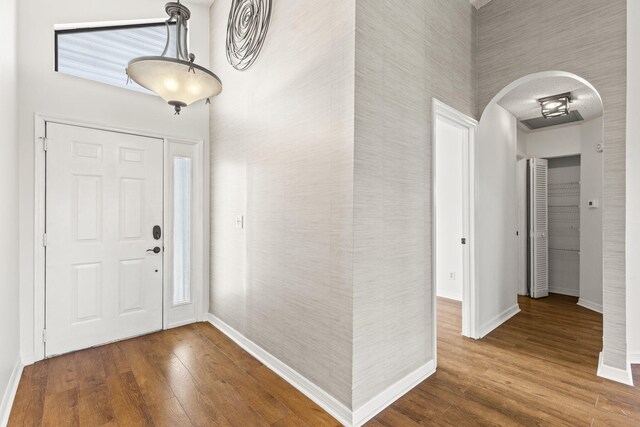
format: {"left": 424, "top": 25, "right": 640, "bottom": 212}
{"left": 449, "top": 272, "right": 456, "bottom": 280}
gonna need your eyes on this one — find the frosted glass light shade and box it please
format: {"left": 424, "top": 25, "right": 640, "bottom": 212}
{"left": 539, "top": 93, "right": 571, "bottom": 119}
{"left": 127, "top": 56, "right": 222, "bottom": 111}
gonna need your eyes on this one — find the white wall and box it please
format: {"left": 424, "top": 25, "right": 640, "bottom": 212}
{"left": 520, "top": 120, "right": 604, "bottom": 311}
{"left": 477, "top": 104, "right": 519, "bottom": 335}
{"left": 18, "top": 0, "right": 210, "bottom": 363}
{"left": 0, "top": 0, "right": 21, "bottom": 421}
{"left": 435, "top": 118, "right": 465, "bottom": 301}
{"left": 626, "top": 0, "right": 640, "bottom": 362}
{"left": 547, "top": 156, "right": 581, "bottom": 297}
{"left": 517, "top": 128, "right": 527, "bottom": 158}
{"left": 526, "top": 125, "right": 581, "bottom": 158}
{"left": 579, "top": 119, "right": 604, "bottom": 312}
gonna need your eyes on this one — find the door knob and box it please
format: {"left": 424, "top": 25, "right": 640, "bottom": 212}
{"left": 147, "top": 246, "right": 162, "bottom": 254}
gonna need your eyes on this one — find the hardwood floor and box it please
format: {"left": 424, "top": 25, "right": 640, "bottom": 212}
{"left": 8, "top": 294, "right": 640, "bottom": 426}
{"left": 370, "top": 294, "right": 640, "bottom": 426}
{"left": 8, "top": 324, "right": 340, "bottom": 427}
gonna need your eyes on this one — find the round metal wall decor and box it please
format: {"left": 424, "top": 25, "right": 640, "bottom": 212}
{"left": 226, "top": 0, "right": 272, "bottom": 71}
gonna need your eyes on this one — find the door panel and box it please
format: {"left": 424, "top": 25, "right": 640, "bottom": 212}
{"left": 529, "top": 158, "right": 549, "bottom": 299}
{"left": 46, "top": 123, "right": 163, "bottom": 357}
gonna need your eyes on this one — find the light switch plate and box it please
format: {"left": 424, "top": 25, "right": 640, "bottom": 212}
{"left": 235, "top": 215, "right": 244, "bottom": 229}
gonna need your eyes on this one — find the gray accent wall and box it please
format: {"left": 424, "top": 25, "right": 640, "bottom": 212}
{"left": 209, "top": 0, "right": 356, "bottom": 407}
{"left": 209, "top": 0, "right": 477, "bottom": 411}
{"left": 352, "top": 0, "right": 476, "bottom": 408}
{"left": 477, "top": 0, "right": 627, "bottom": 369}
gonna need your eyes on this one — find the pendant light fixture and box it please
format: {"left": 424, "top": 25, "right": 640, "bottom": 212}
{"left": 126, "top": 1, "right": 222, "bottom": 114}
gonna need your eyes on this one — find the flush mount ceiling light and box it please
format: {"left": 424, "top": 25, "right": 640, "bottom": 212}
{"left": 126, "top": 1, "right": 222, "bottom": 114}
{"left": 539, "top": 92, "right": 572, "bottom": 119}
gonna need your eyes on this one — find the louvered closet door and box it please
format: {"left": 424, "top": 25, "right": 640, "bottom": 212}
{"left": 45, "top": 123, "right": 164, "bottom": 357}
{"left": 529, "top": 158, "right": 549, "bottom": 298}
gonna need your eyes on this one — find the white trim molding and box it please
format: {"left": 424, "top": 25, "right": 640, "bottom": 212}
{"left": 628, "top": 352, "right": 640, "bottom": 364}
{"left": 479, "top": 304, "right": 521, "bottom": 338}
{"left": 207, "top": 314, "right": 435, "bottom": 427}
{"left": 352, "top": 361, "right": 435, "bottom": 427}
{"left": 432, "top": 99, "right": 479, "bottom": 342}
{"left": 597, "top": 352, "right": 634, "bottom": 386}
{"left": 0, "top": 359, "right": 24, "bottom": 427}
{"left": 577, "top": 298, "right": 603, "bottom": 314}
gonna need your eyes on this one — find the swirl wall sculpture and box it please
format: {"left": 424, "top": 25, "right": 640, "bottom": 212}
{"left": 226, "top": 0, "right": 272, "bottom": 71}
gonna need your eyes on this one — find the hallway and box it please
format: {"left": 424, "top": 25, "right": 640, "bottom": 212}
{"left": 372, "top": 295, "right": 640, "bottom": 426}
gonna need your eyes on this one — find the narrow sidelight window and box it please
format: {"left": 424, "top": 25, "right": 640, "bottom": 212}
{"left": 173, "top": 157, "right": 191, "bottom": 304}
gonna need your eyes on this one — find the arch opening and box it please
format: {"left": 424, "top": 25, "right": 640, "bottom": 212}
{"left": 474, "top": 71, "right": 611, "bottom": 379}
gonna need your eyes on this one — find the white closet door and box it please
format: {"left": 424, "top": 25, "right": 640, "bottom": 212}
{"left": 529, "top": 158, "right": 549, "bottom": 298}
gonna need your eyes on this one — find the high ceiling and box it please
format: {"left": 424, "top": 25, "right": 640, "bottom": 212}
{"left": 497, "top": 76, "right": 603, "bottom": 132}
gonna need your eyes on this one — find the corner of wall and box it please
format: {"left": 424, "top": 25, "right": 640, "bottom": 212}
{"left": 597, "top": 352, "right": 634, "bottom": 386}
{"left": 626, "top": 0, "right": 640, "bottom": 366}
{"left": 351, "top": 361, "right": 436, "bottom": 427}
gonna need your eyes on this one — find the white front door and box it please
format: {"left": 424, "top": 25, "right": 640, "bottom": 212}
{"left": 45, "top": 123, "right": 164, "bottom": 356}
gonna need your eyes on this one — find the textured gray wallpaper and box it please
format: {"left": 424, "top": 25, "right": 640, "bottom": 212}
{"left": 210, "top": 0, "right": 622, "bottom": 412}
{"left": 477, "top": 0, "right": 627, "bottom": 369}
{"left": 210, "top": 0, "right": 477, "bottom": 411}
{"left": 353, "top": 0, "right": 476, "bottom": 408}
{"left": 209, "top": 0, "right": 356, "bottom": 407}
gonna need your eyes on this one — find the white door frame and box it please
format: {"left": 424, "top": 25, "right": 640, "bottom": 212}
{"left": 432, "top": 99, "right": 479, "bottom": 360}
{"left": 164, "top": 138, "right": 206, "bottom": 329}
{"left": 33, "top": 114, "right": 207, "bottom": 361}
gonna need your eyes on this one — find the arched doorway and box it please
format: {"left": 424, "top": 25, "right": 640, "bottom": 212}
{"left": 462, "top": 71, "right": 627, "bottom": 383}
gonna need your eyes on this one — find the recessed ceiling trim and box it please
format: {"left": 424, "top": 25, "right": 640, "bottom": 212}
{"left": 521, "top": 110, "right": 584, "bottom": 130}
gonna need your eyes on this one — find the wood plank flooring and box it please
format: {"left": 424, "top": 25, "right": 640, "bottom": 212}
{"left": 371, "top": 294, "right": 640, "bottom": 426}
{"left": 8, "top": 294, "right": 640, "bottom": 426}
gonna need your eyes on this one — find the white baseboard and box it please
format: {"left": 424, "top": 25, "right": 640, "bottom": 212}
{"left": 20, "top": 354, "right": 37, "bottom": 367}
{"left": 577, "top": 298, "right": 603, "bottom": 314}
{"left": 597, "top": 352, "right": 634, "bottom": 386}
{"left": 549, "top": 287, "right": 580, "bottom": 297}
{"left": 0, "top": 359, "right": 24, "bottom": 427}
{"left": 627, "top": 352, "right": 640, "bottom": 364}
{"left": 352, "top": 361, "right": 435, "bottom": 426}
{"left": 207, "top": 314, "right": 353, "bottom": 425}
{"left": 479, "top": 304, "right": 520, "bottom": 338}
{"left": 207, "top": 314, "right": 435, "bottom": 426}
